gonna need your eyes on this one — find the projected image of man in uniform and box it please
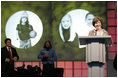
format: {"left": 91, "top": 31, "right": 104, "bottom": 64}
{"left": 60, "top": 14, "right": 72, "bottom": 42}
{"left": 16, "top": 11, "right": 37, "bottom": 48}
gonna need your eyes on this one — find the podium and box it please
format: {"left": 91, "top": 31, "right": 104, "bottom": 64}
{"left": 79, "top": 36, "right": 112, "bottom": 77}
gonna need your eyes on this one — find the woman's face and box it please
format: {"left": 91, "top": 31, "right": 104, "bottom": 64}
{"left": 94, "top": 21, "right": 102, "bottom": 30}
{"left": 61, "top": 15, "right": 72, "bottom": 29}
{"left": 46, "top": 42, "right": 50, "bottom": 48}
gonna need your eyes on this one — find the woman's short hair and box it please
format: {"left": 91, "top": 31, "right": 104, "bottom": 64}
{"left": 92, "top": 16, "right": 103, "bottom": 26}
{"left": 43, "top": 40, "right": 52, "bottom": 49}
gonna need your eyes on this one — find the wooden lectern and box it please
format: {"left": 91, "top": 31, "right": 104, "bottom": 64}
{"left": 79, "top": 36, "right": 112, "bottom": 77}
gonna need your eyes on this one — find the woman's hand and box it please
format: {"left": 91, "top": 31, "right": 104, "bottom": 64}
{"left": 44, "top": 54, "right": 49, "bottom": 57}
{"left": 47, "top": 58, "right": 51, "bottom": 61}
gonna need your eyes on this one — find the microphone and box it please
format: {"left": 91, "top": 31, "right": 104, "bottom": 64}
{"left": 95, "top": 29, "right": 97, "bottom": 36}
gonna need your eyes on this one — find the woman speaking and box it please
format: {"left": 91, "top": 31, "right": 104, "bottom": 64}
{"left": 89, "top": 16, "right": 108, "bottom": 36}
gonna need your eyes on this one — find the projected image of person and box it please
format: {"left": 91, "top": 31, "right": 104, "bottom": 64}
{"left": 38, "top": 40, "right": 57, "bottom": 77}
{"left": 60, "top": 14, "right": 72, "bottom": 42}
{"left": 85, "top": 13, "right": 94, "bottom": 28}
{"left": 59, "top": 13, "right": 78, "bottom": 48}
{"left": 16, "top": 11, "right": 37, "bottom": 48}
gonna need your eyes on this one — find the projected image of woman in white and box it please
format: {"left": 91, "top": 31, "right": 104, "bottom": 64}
{"left": 59, "top": 9, "right": 95, "bottom": 48}
{"left": 16, "top": 11, "right": 37, "bottom": 48}
{"left": 60, "top": 14, "right": 72, "bottom": 42}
